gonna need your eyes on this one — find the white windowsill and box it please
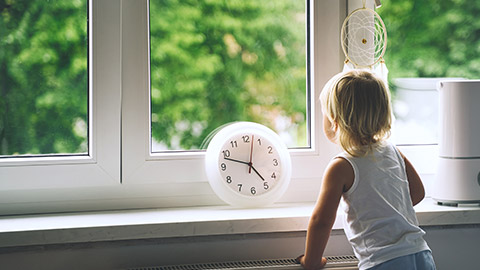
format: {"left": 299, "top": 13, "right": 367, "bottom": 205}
{"left": 0, "top": 198, "right": 479, "bottom": 249}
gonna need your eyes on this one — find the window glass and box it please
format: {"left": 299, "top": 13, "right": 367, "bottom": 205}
{"left": 0, "top": 0, "right": 88, "bottom": 157}
{"left": 378, "top": 0, "right": 477, "bottom": 144}
{"left": 149, "top": 0, "right": 309, "bottom": 151}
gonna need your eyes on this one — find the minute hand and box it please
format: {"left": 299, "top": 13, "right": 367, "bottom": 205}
{"left": 224, "top": 157, "right": 251, "bottom": 166}
{"left": 250, "top": 165, "right": 265, "bottom": 181}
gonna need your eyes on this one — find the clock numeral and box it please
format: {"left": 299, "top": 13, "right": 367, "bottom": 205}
{"left": 237, "top": 184, "right": 243, "bottom": 192}
{"left": 242, "top": 135, "right": 250, "bottom": 143}
{"left": 271, "top": 172, "right": 276, "bottom": 179}
{"left": 226, "top": 176, "right": 232, "bottom": 184}
{"left": 267, "top": 146, "right": 273, "bottom": 154}
{"left": 257, "top": 138, "right": 262, "bottom": 145}
{"left": 264, "top": 182, "right": 269, "bottom": 190}
{"left": 273, "top": 159, "right": 278, "bottom": 166}
{"left": 230, "top": 140, "right": 238, "bottom": 148}
{"left": 250, "top": 187, "right": 256, "bottom": 195}
{"left": 221, "top": 163, "right": 227, "bottom": 171}
{"left": 222, "top": 150, "right": 231, "bottom": 158}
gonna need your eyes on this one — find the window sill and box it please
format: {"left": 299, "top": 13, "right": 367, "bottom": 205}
{"left": 0, "top": 198, "right": 479, "bottom": 249}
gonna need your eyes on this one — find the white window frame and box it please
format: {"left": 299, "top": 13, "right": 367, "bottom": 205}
{"left": 5, "top": 0, "right": 436, "bottom": 214}
{"left": 120, "top": 0, "right": 345, "bottom": 206}
{"left": 0, "top": 0, "right": 122, "bottom": 214}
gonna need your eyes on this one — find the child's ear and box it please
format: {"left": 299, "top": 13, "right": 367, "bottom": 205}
{"left": 332, "top": 121, "right": 339, "bottom": 132}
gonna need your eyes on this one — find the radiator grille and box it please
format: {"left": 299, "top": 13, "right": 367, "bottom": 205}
{"left": 129, "top": 255, "right": 358, "bottom": 270}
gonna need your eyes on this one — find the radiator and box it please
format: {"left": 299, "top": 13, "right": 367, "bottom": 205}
{"left": 129, "top": 255, "right": 359, "bottom": 270}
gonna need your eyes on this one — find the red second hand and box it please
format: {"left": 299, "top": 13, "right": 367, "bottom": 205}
{"left": 249, "top": 134, "right": 254, "bottom": 173}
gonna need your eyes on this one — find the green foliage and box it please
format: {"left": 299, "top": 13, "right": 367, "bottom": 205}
{"left": 0, "top": 0, "right": 88, "bottom": 155}
{"left": 379, "top": 0, "right": 480, "bottom": 79}
{"left": 5, "top": 1, "right": 479, "bottom": 155}
{"left": 1, "top": 0, "right": 306, "bottom": 155}
{"left": 150, "top": 0, "right": 307, "bottom": 150}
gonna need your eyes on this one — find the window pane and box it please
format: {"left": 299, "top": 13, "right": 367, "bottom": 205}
{"left": 0, "top": 0, "right": 88, "bottom": 156}
{"left": 149, "top": 0, "right": 308, "bottom": 151}
{"left": 378, "top": 0, "right": 476, "bottom": 144}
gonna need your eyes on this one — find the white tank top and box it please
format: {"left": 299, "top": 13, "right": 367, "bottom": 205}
{"left": 338, "top": 142, "right": 430, "bottom": 270}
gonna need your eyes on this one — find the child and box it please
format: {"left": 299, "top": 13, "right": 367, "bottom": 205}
{"left": 297, "top": 70, "right": 436, "bottom": 270}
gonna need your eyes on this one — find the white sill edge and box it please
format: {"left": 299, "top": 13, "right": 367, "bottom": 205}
{"left": 0, "top": 197, "right": 479, "bottom": 249}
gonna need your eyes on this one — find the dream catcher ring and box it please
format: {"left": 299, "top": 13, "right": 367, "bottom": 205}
{"left": 341, "top": 1, "right": 387, "bottom": 70}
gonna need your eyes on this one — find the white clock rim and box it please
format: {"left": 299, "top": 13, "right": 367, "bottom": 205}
{"left": 205, "top": 122, "right": 292, "bottom": 207}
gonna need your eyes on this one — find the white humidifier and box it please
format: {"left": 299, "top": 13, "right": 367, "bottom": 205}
{"left": 433, "top": 80, "right": 480, "bottom": 206}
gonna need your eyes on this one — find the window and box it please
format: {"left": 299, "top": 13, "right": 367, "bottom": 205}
{"left": 121, "top": 0, "right": 335, "bottom": 207}
{"left": 0, "top": 0, "right": 344, "bottom": 214}
{"left": 373, "top": 0, "right": 480, "bottom": 193}
{"left": 378, "top": 0, "right": 478, "bottom": 145}
{"left": 0, "top": 1, "right": 121, "bottom": 213}
{"left": 149, "top": 1, "right": 309, "bottom": 151}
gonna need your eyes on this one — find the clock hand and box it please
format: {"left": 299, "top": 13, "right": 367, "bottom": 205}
{"left": 250, "top": 165, "right": 265, "bottom": 181}
{"left": 248, "top": 134, "right": 254, "bottom": 174}
{"left": 224, "top": 157, "right": 251, "bottom": 166}
{"left": 224, "top": 157, "right": 262, "bottom": 179}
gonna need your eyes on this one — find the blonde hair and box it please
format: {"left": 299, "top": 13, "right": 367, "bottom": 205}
{"left": 320, "top": 70, "right": 392, "bottom": 157}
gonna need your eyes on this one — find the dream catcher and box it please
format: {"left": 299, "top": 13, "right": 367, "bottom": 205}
{"left": 341, "top": 0, "right": 388, "bottom": 83}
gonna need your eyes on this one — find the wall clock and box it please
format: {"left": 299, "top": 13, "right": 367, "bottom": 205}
{"left": 204, "top": 122, "right": 292, "bottom": 207}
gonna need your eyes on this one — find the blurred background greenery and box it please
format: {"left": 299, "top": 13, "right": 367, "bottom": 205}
{"left": 1, "top": 0, "right": 479, "bottom": 156}
{"left": 149, "top": 0, "right": 307, "bottom": 151}
{"left": 0, "top": 0, "right": 88, "bottom": 156}
{"left": 378, "top": 0, "right": 480, "bottom": 144}
{"left": 379, "top": 0, "right": 480, "bottom": 79}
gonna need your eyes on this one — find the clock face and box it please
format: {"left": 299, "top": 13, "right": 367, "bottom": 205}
{"left": 205, "top": 122, "right": 291, "bottom": 207}
{"left": 218, "top": 133, "right": 282, "bottom": 197}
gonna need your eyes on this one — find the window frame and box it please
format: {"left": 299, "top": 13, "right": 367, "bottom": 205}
{"left": 0, "top": 0, "right": 363, "bottom": 214}
{"left": 120, "top": 0, "right": 343, "bottom": 205}
{"left": 0, "top": 0, "right": 122, "bottom": 213}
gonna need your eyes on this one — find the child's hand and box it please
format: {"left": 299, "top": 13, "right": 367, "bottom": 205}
{"left": 295, "top": 254, "right": 327, "bottom": 269}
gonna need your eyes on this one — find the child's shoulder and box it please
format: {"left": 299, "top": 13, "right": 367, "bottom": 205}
{"left": 327, "top": 157, "right": 355, "bottom": 192}
{"left": 330, "top": 156, "right": 353, "bottom": 172}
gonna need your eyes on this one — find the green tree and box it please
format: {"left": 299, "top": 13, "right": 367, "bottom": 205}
{"left": 1, "top": 0, "right": 306, "bottom": 155}
{"left": 379, "top": 0, "right": 480, "bottom": 79}
{"left": 150, "top": 0, "right": 307, "bottom": 150}
{"left": 0, "top": 0, "right": 88, "bottom": 156}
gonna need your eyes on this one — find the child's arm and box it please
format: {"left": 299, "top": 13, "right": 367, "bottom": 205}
{"left": 399, "top": 150, "right": 425, "bottom": 206}
{"left": 298, "top": 157, "right": 354, "bottom": 270}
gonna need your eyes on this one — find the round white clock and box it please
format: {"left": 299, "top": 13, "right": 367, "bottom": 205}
{"left": 205, "top": 122, "right": 292, "bottom": 207}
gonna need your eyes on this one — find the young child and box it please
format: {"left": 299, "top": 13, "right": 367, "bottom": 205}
{"left": 297, "top": 70, "right": 436, "bottom": 270}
